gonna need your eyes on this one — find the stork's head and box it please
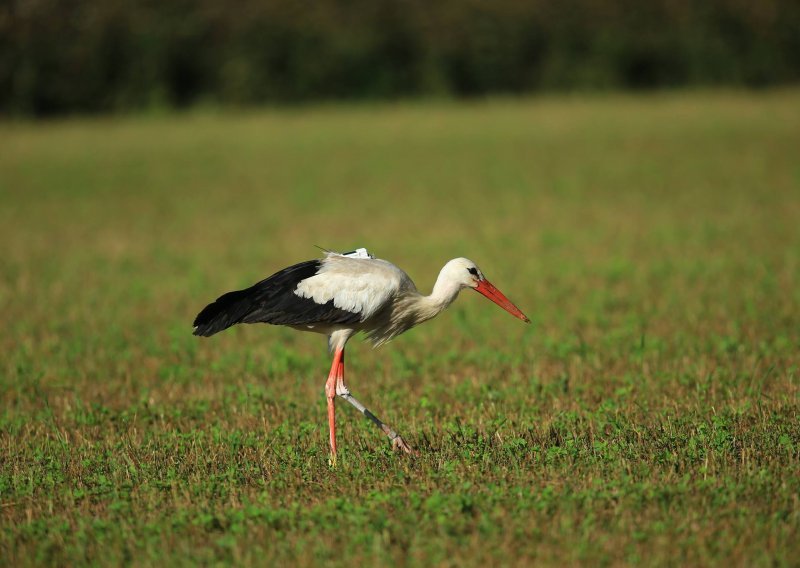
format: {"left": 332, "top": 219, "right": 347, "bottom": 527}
{"left": 441, "top": 258, "right": 530, "bottom": 323}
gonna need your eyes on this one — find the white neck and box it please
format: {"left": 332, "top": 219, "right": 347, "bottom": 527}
{"left": 367, "top": 262, "right": 469, "bottom": 347}
{"left": 408, "top": 271, "right": 462, "bottom": 324}
{"left": 428, "top": 272, "right": 462, "bottom": 309}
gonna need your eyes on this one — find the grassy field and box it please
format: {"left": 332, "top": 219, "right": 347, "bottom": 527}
{"left": 1, "top": 91, "right": 799, "bottom": 566}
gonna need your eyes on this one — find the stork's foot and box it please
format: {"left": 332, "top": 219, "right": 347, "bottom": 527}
{"left": 391, "top": 435, "right": 417, "bottom": 455}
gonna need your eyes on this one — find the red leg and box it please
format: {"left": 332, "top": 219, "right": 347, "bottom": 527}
{"left": 337, "top": 349, "right": 345, "bottom": 385}
{"left": 325, "top": 349, "right": 344, "bottom": 462}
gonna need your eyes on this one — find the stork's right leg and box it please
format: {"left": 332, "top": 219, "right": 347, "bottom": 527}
{"left": 325, "top": 349, "right": 344, "bottom": 462}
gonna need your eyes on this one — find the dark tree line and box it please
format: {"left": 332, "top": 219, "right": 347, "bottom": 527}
{"left": 2, "top": 0, "right": 799, "bottom": 116}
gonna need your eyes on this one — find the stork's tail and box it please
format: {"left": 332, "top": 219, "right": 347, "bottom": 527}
{"left": 192, "top": 289, "right": 253, "bottom": 337}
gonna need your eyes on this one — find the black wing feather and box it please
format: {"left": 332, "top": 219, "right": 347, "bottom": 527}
{"left": 192, "top": 260, "right": 361, "bottom": 337}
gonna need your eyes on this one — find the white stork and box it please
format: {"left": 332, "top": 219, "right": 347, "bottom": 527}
{"left": 193, "top": 248, "right": 529, "bottom": 459}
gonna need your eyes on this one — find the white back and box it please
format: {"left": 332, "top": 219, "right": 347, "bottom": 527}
{"left": 294, "top": 253, "right": 415, "bottom": 321}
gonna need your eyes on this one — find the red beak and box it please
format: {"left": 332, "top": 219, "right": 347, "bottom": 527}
{"left": 474, "top": 279, "right": 530, "bottom": 323}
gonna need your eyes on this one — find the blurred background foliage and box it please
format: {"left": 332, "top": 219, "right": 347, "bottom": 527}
{"left": 2, "top": 0, "right": 799, "bottom": 116}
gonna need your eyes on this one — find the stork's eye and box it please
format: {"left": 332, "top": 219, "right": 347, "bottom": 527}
{"left": 467, "top": 267, "right": 478, "bottom": 276}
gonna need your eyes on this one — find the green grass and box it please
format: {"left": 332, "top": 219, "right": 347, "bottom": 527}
{"left": 1, "top": 90, "right": 799, "bottom": 566}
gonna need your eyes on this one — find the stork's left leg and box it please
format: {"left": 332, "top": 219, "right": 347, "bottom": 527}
{"left": 334, "top": 350, "right": 415, "bottom": 455}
